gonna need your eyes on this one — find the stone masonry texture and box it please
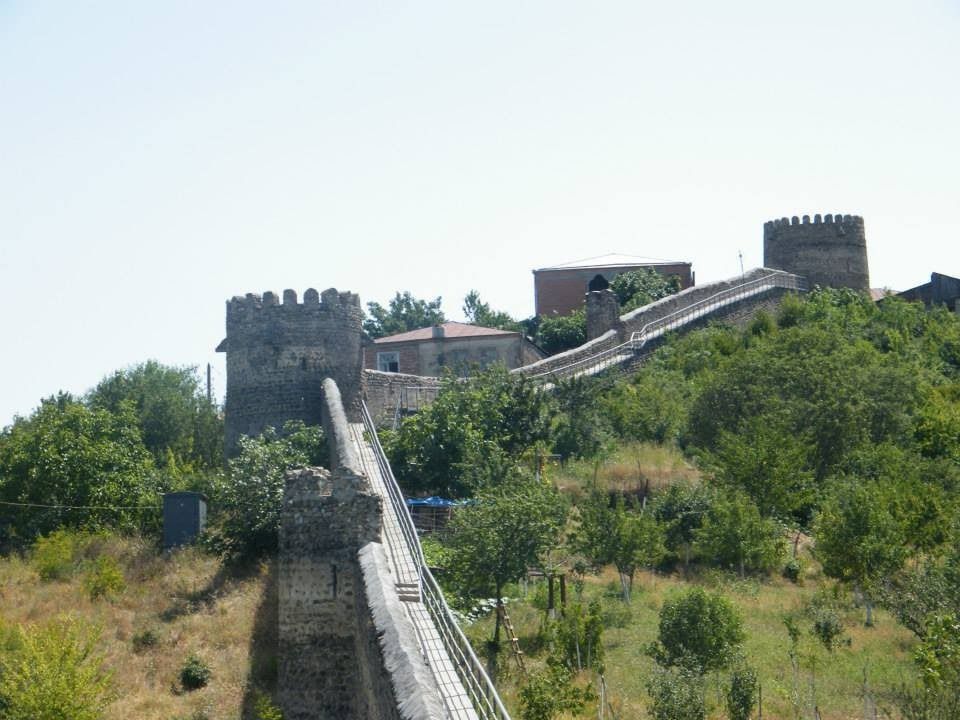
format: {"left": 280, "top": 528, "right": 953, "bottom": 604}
{"left": 222, "top": 287, "right": 364, "bottom": 454}
{"left": 763, "top": 213, "right": 869, "bottom": 291}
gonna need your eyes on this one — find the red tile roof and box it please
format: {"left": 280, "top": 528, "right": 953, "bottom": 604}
{"left": 373, "top": 321, "right": 517, "bottom": 344}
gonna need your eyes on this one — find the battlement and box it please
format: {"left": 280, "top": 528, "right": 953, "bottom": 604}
{"left": 763, "top": 213, "right": 864, "bottom": 238}
{"left": 763, "top": 212, "right": 869, "bottom": 291}
{"left": 227, "top": 287, "right": 361, "bottom": 319}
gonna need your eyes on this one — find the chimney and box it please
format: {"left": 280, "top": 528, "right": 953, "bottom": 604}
{"left": 432, "top": 324, "right": 445, "bottom": 339}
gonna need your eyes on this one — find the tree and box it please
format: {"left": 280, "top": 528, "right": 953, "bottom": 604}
{"left": 576, "top": 489, "right": 664, "bottom": 601}
{"left": 726, "top": 664, "right": 759, "bottom": 720}
{"left": 446, "top": 477, "right": 566, "bottom": 644}
{"left": 87, "top": 361, "right": 222, "bottom": 469}
{"left": 0, "top": 395, "right": 156, "bottom": 541}
{"left": 551, "top": 376, "right": 611, "bottom": 462}
{"left": 693, "top": 491, "right": 784, "bottom": 576}
{"left": 652, "top": 481, "right": 715, "bottom": 570}
{"left": 208, "top": 421, "right": 326, "bottom": 561}
{"left": 610, "top": 268, "right": 681, "bottom": 313}
{"left": 363, "top": 291, "right": 444, "bottom": 338}
{"left": 536, "top": 310, "right": 586, "bottom": 355}
{"left": 462, "top": 290, "right": 519, "bottom": 331}
{"left": 813, "top": 480, "right": 909, "bottom": 625}
{"left": 385, "top": 366, "right": 552, "bottom": 497}
{"left": 649, "top": 587, "right": 745, "bottom": 673}
{"left": 708, "top": 416, "right": 814, "bottom": 523}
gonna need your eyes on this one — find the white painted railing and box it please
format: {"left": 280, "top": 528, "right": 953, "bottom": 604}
{"left": 361, "top": 402, "right": 513, "bottom": 720}
{"left": 527, "top": 270, "right": 807, "bottom": 383}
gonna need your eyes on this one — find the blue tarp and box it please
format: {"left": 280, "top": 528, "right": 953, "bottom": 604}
{"left": 405, "top": 496, "right": 462, "bottom": 507}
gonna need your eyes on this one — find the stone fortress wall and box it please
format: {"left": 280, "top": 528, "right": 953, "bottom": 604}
{"left": 764, "top": 213, "right": 869, "bottom": 291}
{"left": 222, "top": 288, "right": 364, "bottom": 453}
{"left": 278, "top": 379, "right": 443, "bottom": 720}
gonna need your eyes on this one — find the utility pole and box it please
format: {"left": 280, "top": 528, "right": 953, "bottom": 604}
{"left": 738, "top": 250, "right": 745, "bottom": 280}
{"left": 206, "top": 363, "right": 212, "bottom": 404}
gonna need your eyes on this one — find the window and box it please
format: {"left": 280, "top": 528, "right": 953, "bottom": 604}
{"left": 377, "top": 351, "right": 400, "bottom": 373}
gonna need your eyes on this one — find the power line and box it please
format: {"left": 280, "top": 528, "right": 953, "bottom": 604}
{"left": 0, "top": 500, "right": 161, "bottom": 511}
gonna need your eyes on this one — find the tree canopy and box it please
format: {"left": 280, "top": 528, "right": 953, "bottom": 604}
{"left": 363, "top": 291, "right": 445, "bottom": 338}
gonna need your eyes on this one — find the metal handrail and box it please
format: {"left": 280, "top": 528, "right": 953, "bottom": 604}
{"left": 629, "top": 270, "right": 807, "bottom": 349}
{"left": 529, "top": 270, "right": 807, "bottom": 382}
{"left": 361, "top": 402, "right": 512, "bottom": 720}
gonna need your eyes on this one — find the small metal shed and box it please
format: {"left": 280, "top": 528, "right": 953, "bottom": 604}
{"left": 162, "top": 492, "right": 208, "bottom": 549}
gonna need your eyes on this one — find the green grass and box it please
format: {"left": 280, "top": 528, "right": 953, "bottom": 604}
{"left": 463, "top": 555, "right": 917, "bottom": 719}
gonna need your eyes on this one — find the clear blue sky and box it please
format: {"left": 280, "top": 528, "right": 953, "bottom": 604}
{"left": 2, "top": 0, "right": 958, "bottom": 426}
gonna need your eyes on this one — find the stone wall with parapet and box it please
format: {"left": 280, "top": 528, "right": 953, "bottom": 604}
{"left": 619, "top": 267, "right": 776, "bottom": 338}
{"left": 222, "top": 287, "right": 364, "bottom": 454}
{"left": 512, "top": 329, "right": 622, "bottom": 377}
{"left": 363, "top": 370, "right": 443, "bottom": 428}
{"left": 763, "top": 213, "right": 868, "bottom": 291}
{"left": 278, "top": 380, "right": 444, "bottom": 720}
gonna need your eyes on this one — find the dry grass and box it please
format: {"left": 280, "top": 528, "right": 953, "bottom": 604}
{"left": 551, "top": 441, "right": 701, "bottom": 502}
{"left": 0, "top": 536, "right": 276, "bottom": 720}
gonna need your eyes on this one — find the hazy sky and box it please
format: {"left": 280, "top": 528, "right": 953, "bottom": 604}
{"left": 2, "top": 0, "right": 958, "bottom": 426}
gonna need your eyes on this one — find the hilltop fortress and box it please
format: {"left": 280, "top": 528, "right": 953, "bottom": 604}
{"left": 218, "top": 213, "right": 869, "bottom": 452}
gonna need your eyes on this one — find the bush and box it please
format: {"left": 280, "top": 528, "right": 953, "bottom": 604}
{"left": 726, "top": 664, "right": 759, "bottom": 720}
{"left": 519, "top": 659, "right": 594, "bottom": 720}
{"left": 646, "top": 666, "right": 705, "bottom": 720}
{"left": 180, "top": 654, "right": 212, "bottom": 690}
{"left": 31, "top": 529, "right": 83, "bottom": 580}
{"left": 131, "top": 628, "right": 159, "bottom": 653}
{"left": 782, "top": 557, "right": 803, "bottom": 583}
{"left": 649, "top": 587, "right": 745, "bottom": 672}
{"left": 811, "top": 607, "right": 846, "bottom": 652}
{"left": 83, "top": 556, "right": 126, "bottom": 600}
{"left": 254, "top": 691, "right": 284, "bottom": 720}
{"left": 0, "top": 616, "right": 113, "bottom": 720}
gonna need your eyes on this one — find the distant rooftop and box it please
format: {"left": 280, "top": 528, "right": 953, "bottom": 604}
{"left": 535, "top": 252, "right": 689, "bottom": 272}
{"left": 373, "top": 321, "right": 516, "bottom": 344}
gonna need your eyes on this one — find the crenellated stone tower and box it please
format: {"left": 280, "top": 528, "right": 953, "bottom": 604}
{"left": 220, "top": 287, "right": 364, "bottom": 454}
{"left": 763, "top": 213, "right": 869, "bottom": 291}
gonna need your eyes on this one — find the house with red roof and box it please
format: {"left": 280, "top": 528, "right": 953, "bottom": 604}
{"left": 363, "top": 321, "right": 544, "bottom": 377}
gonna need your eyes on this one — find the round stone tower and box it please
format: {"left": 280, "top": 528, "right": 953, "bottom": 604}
{"left": 763, "top": 213, "right": 869, "bottom": 290}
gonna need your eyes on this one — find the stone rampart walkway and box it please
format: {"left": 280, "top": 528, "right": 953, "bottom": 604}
{"left": 350, "top": 423, "right": 481, "bottom": 720}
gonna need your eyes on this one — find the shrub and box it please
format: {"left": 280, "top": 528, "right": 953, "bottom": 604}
{"left": 649, "top": 587, "right": 745, "bottom": 672}
{"left": 131, "top": 628, "right": 159, "bottom": 653}
{"left": 83, "top": 556, "right": 126, "bottom": 600}
{"left": 782, "top": 557, "right": 802, "bottom": 583}
{"left": 519, "top": 659, "right": 594, "bottom": 720}
{"left": 31, "top": 529, "right": 83, "bottom": 580}
{"left": 0, "top": 616, "right": 113, "bottom": 720}
{"left": 180, "top": 654, "right": 212, "bottom": 690}
{"left": 646, "top": 666, "right": 705, "bottom": 720}
{"left": 254, "top": 691, "right": 284, "bottom": 720}
{"left": 811, "top": 607, "right": 846, "bottom": 652}
{"left": 726, "top": 664, "right": 759, "bottom": 720}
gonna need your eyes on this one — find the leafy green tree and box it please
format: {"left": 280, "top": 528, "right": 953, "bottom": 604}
{"left": 363, "top": 291, "right": 444, "bottom": 338}
{"left": 611, "top": 268, "right": 681, "bottom": 313}
{"left": 549, "top": 599, "right": 605, "bottom": 672}
{"left": 446, "top": 477, "right": 566, "bottom": 643}
{"left": 0, "top": 616, "right": 114, "bottom": 720}
{"left": 551, "top": 376, "right": 611, "bottom": 462}
{"left": 652, "top": 481, "right": 715, "bottom": 569}
{"left": 693, "top": 491, "right": 784, "bottom": 576}
{"left": 576, "top": 489, "right": 664, "bottom": 601}
{"left": 536, "top": 310, "right": 586, "bottom": 355}
{"left": 208, "top": 422, "right": 326, "bottom": 561}
{"left": 914, "top": 613, "right": 960, "bottom": 692}
{"left": 0, "top": 395, "right": 156, "bottom": 541}
{"left": 649, "top": 587, "right": 745, "bottom": 672}
{"left": 708, "top": 415, "right": 814, "bottom": 523}
{"left": 886, "top": 528, "right": 960, "bottom": 637}
{"left": 87, "top": 361, "right": 222, "bottom": 469}
{"left": 462, "top": 290, "right": 519, "bottom": 331}
{"left": 814, "top": 480, "right": 909, "bottom": 625}
{"left": 386, "top": 366, "right": 552, "bottom": 497}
